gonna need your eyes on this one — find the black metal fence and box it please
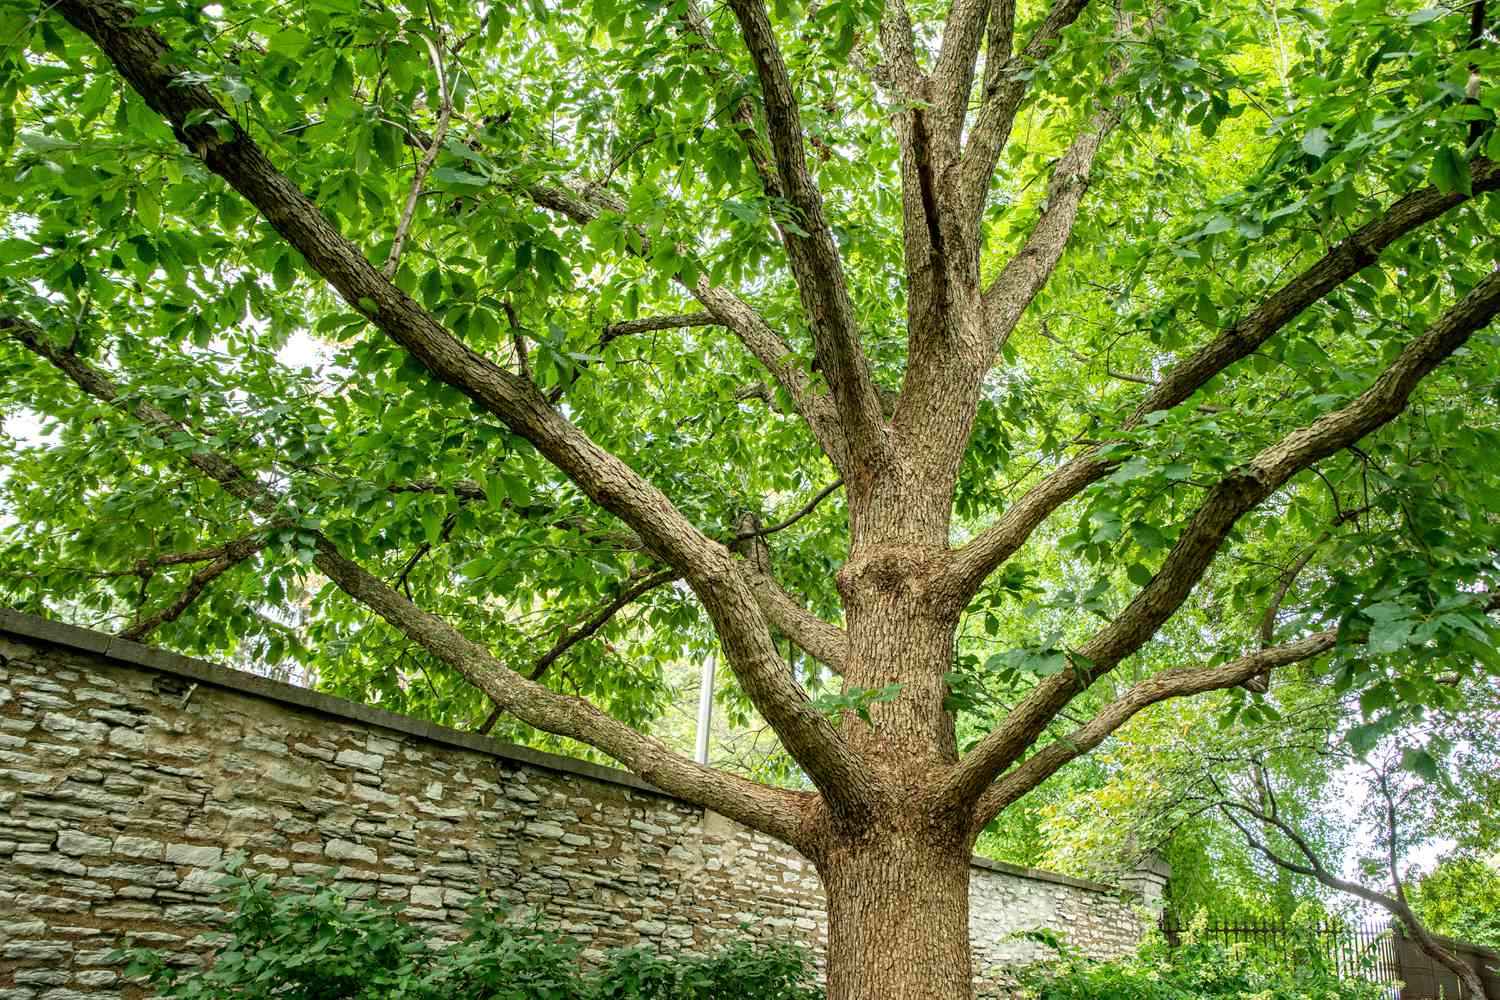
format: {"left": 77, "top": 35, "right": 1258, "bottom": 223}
{"left": 1159, "top": 913, "right": 1500, "bottom": 999}
{"left": 1159, "top": 913, "right": 1400, "bottom": 986}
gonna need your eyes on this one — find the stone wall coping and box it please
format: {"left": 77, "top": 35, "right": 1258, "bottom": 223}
{"left": 0, "top": 607, "right": 1131, "bottom": 900}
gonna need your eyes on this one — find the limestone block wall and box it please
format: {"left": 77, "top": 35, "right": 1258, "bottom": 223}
{"left": 0, "top": 610, "right": 1153, "bottom": 998}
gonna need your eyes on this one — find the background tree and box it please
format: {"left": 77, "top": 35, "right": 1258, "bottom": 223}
{"left": 1206, "top": 718, "right": 1496, "bottom": 1000}
{"left": 2, "top": 0, "right": 1499, "bottom": 997}
{"left": 1412, "top": 855, "right": 1500, "bottom": 952}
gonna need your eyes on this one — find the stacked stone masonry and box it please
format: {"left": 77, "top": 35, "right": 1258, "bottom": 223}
{"left": 0, "top": 610, "right": 1154, "bottom": 998}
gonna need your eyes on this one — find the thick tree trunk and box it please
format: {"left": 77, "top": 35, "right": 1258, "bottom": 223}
{"left": 817, "top": 832, "right": 975, "bottom": 1000}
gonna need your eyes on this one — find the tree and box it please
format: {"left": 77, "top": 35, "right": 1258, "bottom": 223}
{"left": 2, "top": 0, "right": 1499, "bottom": 997}
{"left": 1210, "top": 734, "right": 1494, "bottom": 1000}
{"left": 1413, "top": 855, "right": 1500, "bottom": 952}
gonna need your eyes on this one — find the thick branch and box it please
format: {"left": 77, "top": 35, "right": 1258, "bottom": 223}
{"left": 967, "top": 630, "right": 1337, "bottom": 829}
{"left": 25, "top": 0, "right": 876, "bottom": 819}
{"left": 3, "top": 315, "right": 816, "bottom": 846}
{"left": 948, "top": 265, "right": 1500, "bottom": 806}
{"left": 948, "top": 161, "right": 1500, "bottom": 602}
{"left": 959, "top": 0, "right": 1091, "bottom": 213}
{"left": 1127, "top": 157, "right": 1500, "bottom": 426}
{"left": 931, "top": 0, "right": 996, "bottom": 142}
{"left": 724, "top": 0, "right": 890, "bottom": 468}
{"left": 980, "top": 81, "right": 1125, "bottom": 356}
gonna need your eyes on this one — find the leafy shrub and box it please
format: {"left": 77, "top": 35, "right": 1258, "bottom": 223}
{"left": 117, "top": 863, "right": 822, "bottom": 1000}
{"left": 1007, "top": 926, "right": 1395, "bottom": 1000}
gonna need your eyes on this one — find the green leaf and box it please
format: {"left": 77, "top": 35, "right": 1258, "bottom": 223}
{"left": 432, "top": 167, "right": 488, "bottom": 189}
{"left": 1400, "top": 747, "right": 1440, "bottom": 782}
{"left": 1301, "top": 127, "right": 1331, "bottom": 158}
{"left": 1429, "top": 148, "right": 1471, "bottom": 196}
{"left": 135, "top": 186, "right": 160, "bottom": 231}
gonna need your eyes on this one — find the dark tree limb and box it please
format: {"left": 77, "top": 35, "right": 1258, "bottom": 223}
{"left": 49, "top": 0, "right": 876, "bottom": 823}
{"left": 947, "top": 160, "right": 1500, "bottom": 603}
{"left": 475, "top": 565, "right": 683, "bottom": 735}
{"left": 724, "top": 0, "right": 891, "bottom": 469}
{"left": 118, "top": 533, "right": 268, "bottom": 641}
{"left": 947, "top": 265, "right": 1500, "bottom": 806}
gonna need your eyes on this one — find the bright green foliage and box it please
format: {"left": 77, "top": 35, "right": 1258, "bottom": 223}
{"left": 1009, "top": 931, "right": 1393, "bottom": 1000}
{"left": 1411, "top": 855, "right": 1500, "bottom": 951}
{"left": 118, "top": 864, "right": 822, "bottom": 1000}
{"left": 0, "top": 0, "right": 1497, "bottom": 786}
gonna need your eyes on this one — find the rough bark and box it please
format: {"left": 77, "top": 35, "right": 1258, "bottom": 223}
{"left": 815, "top": 829, "right": 975, "bottom": 1000}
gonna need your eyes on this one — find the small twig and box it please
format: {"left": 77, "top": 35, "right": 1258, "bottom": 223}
{"left": 731, "top": 479, "right": 844, "bottom": 541}
{"left": 383, "top": 32, "right": 454, "bottom": 279}
{"left": 119, "top": 534, "right": 267, "bottom": 641}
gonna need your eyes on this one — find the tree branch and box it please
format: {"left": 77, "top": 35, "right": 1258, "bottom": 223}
{"left": 525, "top": 179, "right": 848, "bottom": 466}
{"left": 959, "top": 0, "right": 1091, "bottom": 213}
{"left": 383, "top": 30, "right": 454, "bottom": 279}
{"left": 3, "top": 314, "right": 818, "bottom": 847}
{"left": 732, "top": 513, "right": 849, "bottom": 672}
{"left": 724, "top": 0, "right": 890, "bottom": 468}
{"left": 947, "top": 265, "right": 1500, "bottom": 806}
{"left": 118, "top": 533, "right": 268, "bottom": 641}
{"left": 599, "top": 312, "right": 723, "bottom": 348}
{"left": 980, "top": 78, "right": 1126, "bottom": 357}
{"left": 965, "top": 630, "right": 1337, "bottom": 830}
{"left": 24, "top": 0, "right": 880, "bottom": 824}
{"left": 475, "top": 566, "right": 683, "bottom": 735}
{"left": 931, "top": 0, "right": 998, "bottom": 143}
{"left": 946, "top": 160, "right": 1500, "bottom": 603}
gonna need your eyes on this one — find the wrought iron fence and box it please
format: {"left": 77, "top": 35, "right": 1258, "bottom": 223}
{"left": 1159, "top": 912, "right": 1400, "bottom": 986}
{"left": 1159, "top": 913, "right": 1500, "bottom": 999}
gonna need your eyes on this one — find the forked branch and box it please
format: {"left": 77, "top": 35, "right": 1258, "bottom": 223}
{"left": 118, "top": 533, "right": 269, "bottom": 641}
{"left": 948, "top": 265, "right": 1500, "bottom": 805}
{"left": 2, "top": 315, "right": 815, "bottom": 847}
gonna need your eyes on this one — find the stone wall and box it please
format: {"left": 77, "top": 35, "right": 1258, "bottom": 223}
{"left": 0, "top": 609, "right": 1155, "bottom": 998}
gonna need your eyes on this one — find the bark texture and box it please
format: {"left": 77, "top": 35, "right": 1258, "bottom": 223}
{"left": 817, "top": 833, "right": 975, "bottom": 1000}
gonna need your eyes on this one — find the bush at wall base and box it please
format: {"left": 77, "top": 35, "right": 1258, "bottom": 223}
{"left": 109, "top": 863, "right": 823, "bottom": 1000}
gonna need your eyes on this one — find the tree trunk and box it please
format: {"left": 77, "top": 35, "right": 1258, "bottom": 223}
{"left": 1407, "top": 922, "right": 1490, "bottom": 1000}
{"left": 817, "top": 831, "right": 975, "bottom": 1000}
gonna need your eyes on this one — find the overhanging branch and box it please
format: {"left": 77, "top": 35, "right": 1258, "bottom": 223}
{"left": 948, "top": 265, "right": 1500, "bottom": 807}
{"left": 35, "top": 0, "right": 880, "bottom": 826}
{"left": 2, "top": 314, "right": 816, "bottom": 847}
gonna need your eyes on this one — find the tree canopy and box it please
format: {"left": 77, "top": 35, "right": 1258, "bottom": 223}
{"left": 1, "top": 0, "right": 1498, "bottom": 994}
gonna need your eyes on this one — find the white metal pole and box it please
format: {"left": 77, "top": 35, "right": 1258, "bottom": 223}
{"left": 694, "top": 651, "right": 716, "bottom": 765}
